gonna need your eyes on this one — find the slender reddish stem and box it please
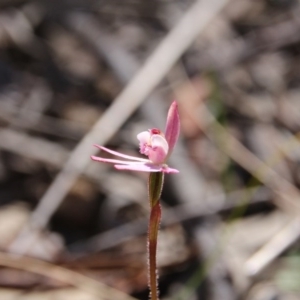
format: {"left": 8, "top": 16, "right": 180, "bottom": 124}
{"left": 147, "top": 172, "right": 164, "bottom": 300}
{"left": 148, "top": 201, "right": 161, "bottom": 300}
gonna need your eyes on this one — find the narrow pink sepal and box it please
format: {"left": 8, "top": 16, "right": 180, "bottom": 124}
{"left": 93, "top": 144, "right": 149, "bottom": 162}
{"left": 164, "top": 101, "right": 180, "bottom": 156}
{"left": 162, "top": 167, "right": 179, "bottom": 174}
{"left": 91, "top": 156, "right": 146, "bottom": 165}
{"left": 115, "top": 163, "right": 162, "bottom": 172}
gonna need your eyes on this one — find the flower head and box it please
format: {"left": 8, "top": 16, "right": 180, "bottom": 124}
{"left": 91, "top": 101, "right": 180, "bottom": 173}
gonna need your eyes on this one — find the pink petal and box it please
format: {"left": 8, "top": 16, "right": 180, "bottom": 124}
{"left": 148, "top": 134, "right": 168, "bottom": 164}
{"left": 165, "top": 101, "right": 180, "bottom": 156}
{"left": 114, "top": 163, "right": 162, "bottom": 172}
{"left": 151, "top": 135, "right": 168, "bottom": 153}
{"left": 94, "top": 145, "right": 149, "bottom": 162}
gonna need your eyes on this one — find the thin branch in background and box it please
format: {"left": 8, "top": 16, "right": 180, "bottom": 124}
{"left": 0, "top": 128, "right": 111, "bottom": 189}
{"left": 0, "top": 128, "right": 69, "bottom": 168}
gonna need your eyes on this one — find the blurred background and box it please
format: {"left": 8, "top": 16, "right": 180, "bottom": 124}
{"left": 1, "top": 0, "right": 300, "bottom": 299}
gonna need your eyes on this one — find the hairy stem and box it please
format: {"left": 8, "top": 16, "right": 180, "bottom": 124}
{"left": 148, "top": 201, "right": 161, "bottom": 300}
{"left": 148, "top": 172, "right": 164, "bottom": 300}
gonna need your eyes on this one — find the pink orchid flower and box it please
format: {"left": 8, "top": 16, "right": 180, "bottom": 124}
{"left": 91, "top": 101, "right": 180, "bottom": 174}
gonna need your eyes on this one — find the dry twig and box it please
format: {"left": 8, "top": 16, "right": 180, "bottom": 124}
{"left": 0, "top": 252, "right": 138, "bottom": 300}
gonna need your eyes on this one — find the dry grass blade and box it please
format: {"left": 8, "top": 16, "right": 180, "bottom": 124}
{"left": 0, "top": 252, "right": 138, "bottom": 300}
{"left": 244, "top": 217, "right": 300, "bottom": 277}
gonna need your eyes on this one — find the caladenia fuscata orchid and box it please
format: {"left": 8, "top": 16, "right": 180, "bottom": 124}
{"left": 91, "top": 101, "right": 180, "bottom": 300}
